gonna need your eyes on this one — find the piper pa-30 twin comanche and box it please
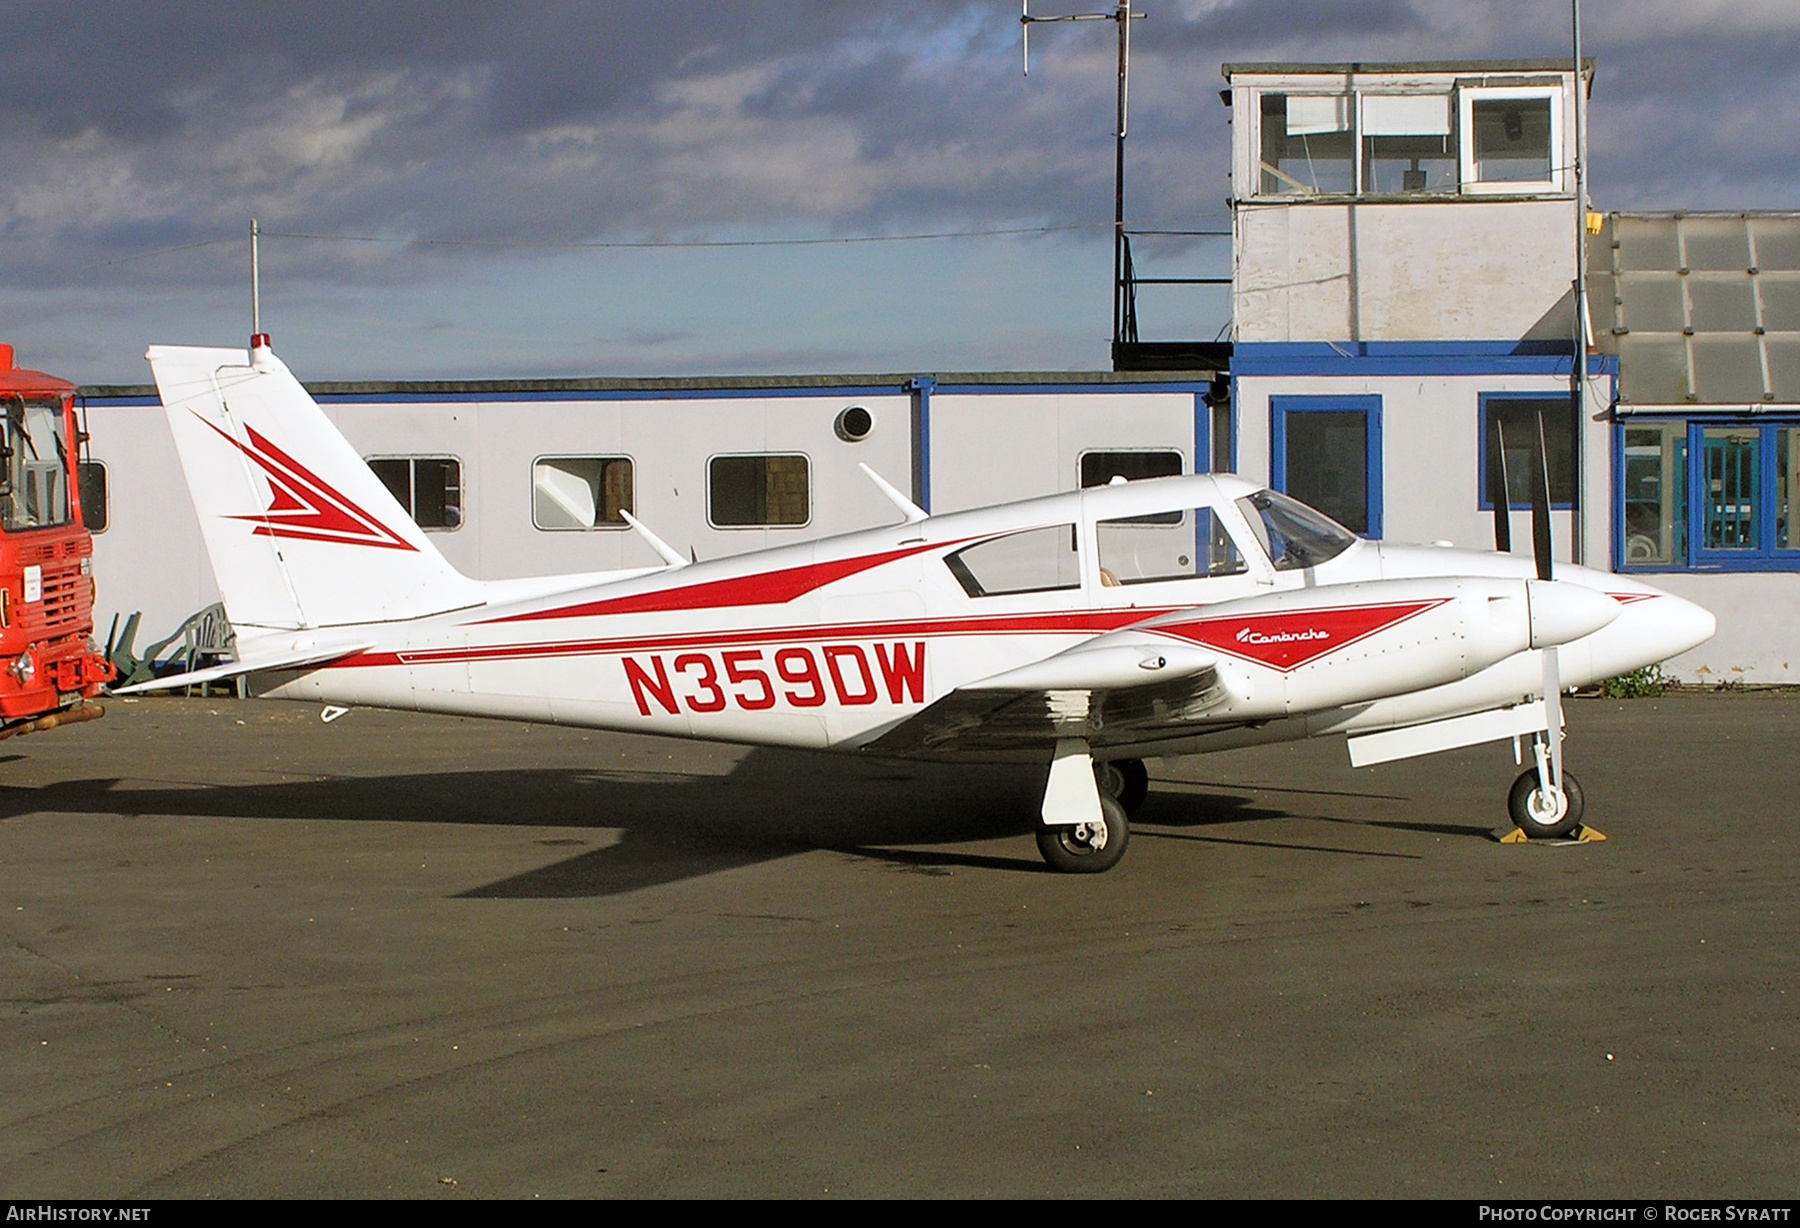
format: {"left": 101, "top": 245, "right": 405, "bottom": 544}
{"left": 123, "top": 338, "right": 1715, "bottom": 873}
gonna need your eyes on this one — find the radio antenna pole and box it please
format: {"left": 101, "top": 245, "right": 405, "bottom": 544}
{"left": 1021, "top": 2, "right": 1144, "bottom": 351}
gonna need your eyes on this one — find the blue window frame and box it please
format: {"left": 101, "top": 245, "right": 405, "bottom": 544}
{"left": 1614, "top": 418, "right": 1799, "bottom": 572}
{"left": 1270, "top": 395, "right": 1382, "bottom": 537}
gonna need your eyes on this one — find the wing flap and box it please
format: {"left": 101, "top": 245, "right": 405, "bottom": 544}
{"left": 863, "top": 638, "right": 1229, "bottom": 757}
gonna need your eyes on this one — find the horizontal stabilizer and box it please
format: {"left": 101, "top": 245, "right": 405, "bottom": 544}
{"left": 109, "top": 638, "right": 371, "bottom": 696}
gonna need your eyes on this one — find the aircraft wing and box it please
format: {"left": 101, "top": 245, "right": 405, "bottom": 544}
{"left": 861, "top": 636, "right": 1226, "bottom": 757}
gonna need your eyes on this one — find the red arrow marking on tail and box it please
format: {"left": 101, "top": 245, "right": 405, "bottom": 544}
{"left": 197, "top": 413, "right": 418, "bottom": 552}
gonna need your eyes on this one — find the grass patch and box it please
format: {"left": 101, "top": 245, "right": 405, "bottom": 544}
{"left": 1599, "top": 664, "right": 1671, "bottom": 699}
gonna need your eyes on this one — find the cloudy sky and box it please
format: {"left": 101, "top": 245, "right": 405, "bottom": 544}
{"left": 2, "top": 0, "right": 1796, "bottom": 384}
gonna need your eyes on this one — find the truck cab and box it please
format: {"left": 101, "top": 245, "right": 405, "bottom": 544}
{"left": 0, "top": 344, "right": 114, "bottom": 725}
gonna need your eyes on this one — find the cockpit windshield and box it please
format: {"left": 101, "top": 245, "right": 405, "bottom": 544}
{"left": 1, "top": 396, "right": 72, "bottom": 532}
{"left": 1235, "top": 488, "right": 1358, "bottom": 571}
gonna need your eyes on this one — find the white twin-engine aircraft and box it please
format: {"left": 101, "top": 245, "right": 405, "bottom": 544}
{"left": 125, "top": 339, "right": 1715, "bottom": 873}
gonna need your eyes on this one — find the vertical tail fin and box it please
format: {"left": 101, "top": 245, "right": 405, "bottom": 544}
{"left": 147, "top": 342, "right": 482, "bottom": 630}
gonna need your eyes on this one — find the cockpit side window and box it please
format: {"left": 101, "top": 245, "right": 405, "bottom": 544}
{"left": 944, "top": 525, "right": 1081, "bottom": 597}
{"left": 1235, "top": 488, "right": 1357, "bottom": 571}
{"left": 1095, "top": 507, "right": 1246, "bottom": 585}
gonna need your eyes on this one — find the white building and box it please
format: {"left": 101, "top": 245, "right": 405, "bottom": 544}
{"left": 1221, "top": 60, "right": 1603, "bottom": 564}
{"left": 1215, "top": 61, "right": 1792, "bottom": 684}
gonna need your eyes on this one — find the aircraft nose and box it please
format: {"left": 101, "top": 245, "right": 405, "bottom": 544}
{"left": 1526, "top": 580, "right": 1621, "bottom": 649}
{"left": 1643, "top": 590, "right": 1717, "bottom": 660}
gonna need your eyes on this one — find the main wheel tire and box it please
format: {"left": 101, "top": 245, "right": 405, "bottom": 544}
{"left": 1508, "top": 767, "right": 1585, "bottom": 839}
{"left": 1094, "top": 757, "right": 1150, "bottom": 815}
{"left": 1037, "top": 794, "right": 1130, "bottom": 874}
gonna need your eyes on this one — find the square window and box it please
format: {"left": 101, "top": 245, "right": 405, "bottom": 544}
{"left": 1460, "top": 88, "right": 1561, "bottom": 194}
{"left": 533, "top": 456, "right": 633, "bottom": 530}
{"left": 1470, "top": 97, "right": 1552, "bottom": 182}
{"left": 1482, "top": 397, "right": 1578, "bottom": 509}
{"left": 1280, "top": 408, "right": 1375, "bottom": 534}
{"left": 1361, "top": 94, "right": 1456, "bottom": 194}
{"left": 1701, "top": 427, "right": 1758, "bottom": 550}
{"left": 368, "top": 456, "right": 462, "bottom": 530}
{"left": 1097, "top": 508, "right": 1245, "bottom": 586}
{"left": 709, "top": 454, "right": 809, "bottom": 527}
{"left": 1259, "top": 93, "right": 1353, "bottom": 195}
{"left": 1621, "top": 419, "right": 1800, "bottom": 570}
{"left": 3, "top": 397, "right": 72, "bottom": 531}
{"left": 944, "top": 526, "right": 1080, "bottom": 598}
{"left": 1778, "top": 428, "right": 1797, "bottom": 552}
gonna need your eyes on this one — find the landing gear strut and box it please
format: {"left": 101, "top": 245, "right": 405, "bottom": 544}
{"left": 1037, "top": 739, "right": 1130, "bottom": 873}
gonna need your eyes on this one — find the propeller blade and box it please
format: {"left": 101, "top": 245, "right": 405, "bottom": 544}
{"left": 1492, "top": 417, "right": 1513, "bottom": 554}
{"left": 1529, "top": 409, "right": 1553, "bottom": 581}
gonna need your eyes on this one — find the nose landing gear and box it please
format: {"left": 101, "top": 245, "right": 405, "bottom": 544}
{"left": 1508, "top": 765, "right": 1585, "bottom": 840}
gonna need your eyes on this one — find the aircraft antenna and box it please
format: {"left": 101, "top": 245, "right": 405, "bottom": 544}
{"left": 249, "top": 218, "right": 270, "bottom": 350}
{"left": 620, "top": 510, "right": 690, "bottom": 570}
{"left": 1568, "top": 0, "right": 1588, "bottom": 563}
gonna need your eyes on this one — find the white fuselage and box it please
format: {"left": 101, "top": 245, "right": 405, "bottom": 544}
{"left": 242, "top": 474, "right": 1713, "bottom": 762}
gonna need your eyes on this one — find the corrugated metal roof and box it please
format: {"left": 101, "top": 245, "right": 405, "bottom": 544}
{"left": 1592, "top": 212, "right": 1800, "bottom": 408}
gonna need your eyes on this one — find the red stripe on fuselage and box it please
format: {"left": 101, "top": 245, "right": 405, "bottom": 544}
{"left": 326, "top": 608, "right": 1181, "bottom": 670}
{"left": 477, "top": 540, "right": 956, "bottom": 624}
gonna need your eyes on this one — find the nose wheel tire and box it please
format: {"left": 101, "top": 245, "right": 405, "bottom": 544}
{"left": 1508, "top": 768, "right": 1585, "bottom": 839}
{"left": 1038, "top": 794, "right": 1130, "bottom": 873}
{"left": 1093, "top": 758, "right": 1149, "bottom": 815}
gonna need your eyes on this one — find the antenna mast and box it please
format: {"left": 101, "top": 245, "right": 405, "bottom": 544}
{"left": 1021, "top": 2, "right": 1144, "bottom": 350}
{"left": 1569, "top": 0, "right": 1587, "bottom": 562}
{"left": 250, "top": 218, "right": 270, "bottom": 349}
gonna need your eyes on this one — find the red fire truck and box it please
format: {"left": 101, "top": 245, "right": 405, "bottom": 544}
{"left": 0, "top": 344, "right": 114, "bottom": 737}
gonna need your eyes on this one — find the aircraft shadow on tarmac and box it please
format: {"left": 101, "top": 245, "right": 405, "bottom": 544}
{"left": 0, "top": 746, "right": 1484, "bottom": 897}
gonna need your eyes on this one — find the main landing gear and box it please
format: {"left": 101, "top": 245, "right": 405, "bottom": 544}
{"left": 1036, "top": 792, "right": 1129, "bottom": 874}
{"left": 1035, "top": 743, "right": 1146, "bottom": 874}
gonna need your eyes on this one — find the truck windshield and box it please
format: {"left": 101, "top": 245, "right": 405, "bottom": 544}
{"left": 2, "top": 397, "right": 71, "bottom": 531}
{"left": 1235, "top": 488, "right": 1357, "bottom": 571}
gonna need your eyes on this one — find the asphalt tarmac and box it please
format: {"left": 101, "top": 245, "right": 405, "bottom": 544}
{"left": 1, "top": 691, "right": 1795, "bottom": 1199}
